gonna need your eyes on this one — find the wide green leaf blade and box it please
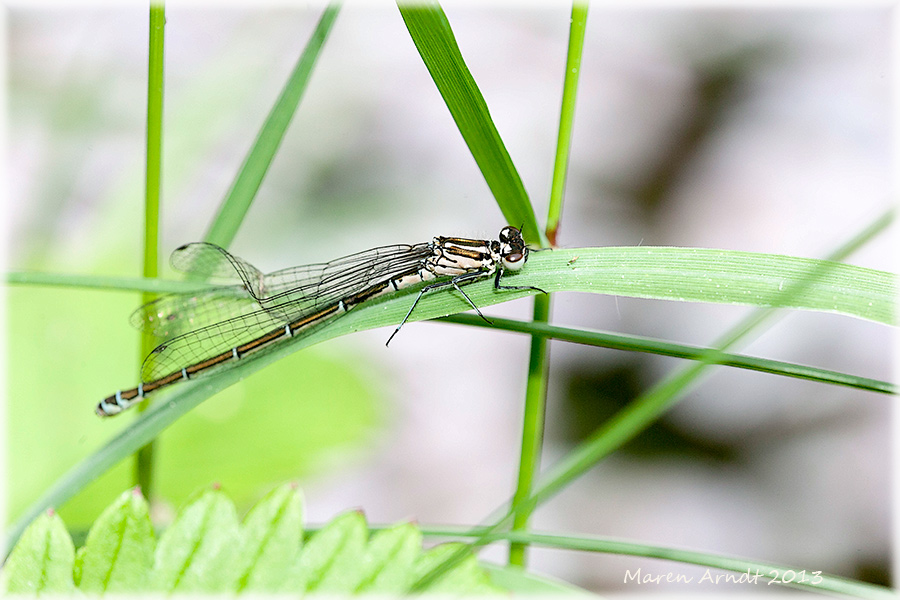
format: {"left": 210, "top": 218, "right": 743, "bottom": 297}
{"left": 399, "top": 5, "right": 542, "bottom": 245}
{"left": 525, "top": 247, "right": 894, "bottom": 323}
{"left": 9, "top": 246, "right": 892, "bottom": 324}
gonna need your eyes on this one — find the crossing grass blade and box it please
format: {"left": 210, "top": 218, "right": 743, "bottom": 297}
{"left": 399, "top": 5, "right": 543, "bottom": 246}
{"left": 203, "top": 4, "right": 340, "bottom": 249}
{"left": 9, "top": 245, "right": 894, "bottom": 325}
{"left": 418, "top": 527, "right": 895, "bottom": 599}
{"left": 440, "top": 313, "right": 895, "bottom": 394}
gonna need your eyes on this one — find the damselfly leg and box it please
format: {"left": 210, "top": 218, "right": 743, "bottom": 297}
{"left": 385, "top": 269, "right": 493, "bottom": 347}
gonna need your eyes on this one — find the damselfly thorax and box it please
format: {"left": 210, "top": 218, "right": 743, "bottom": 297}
{"left": 96, "top": 226, "right": 544, "bottom": 417}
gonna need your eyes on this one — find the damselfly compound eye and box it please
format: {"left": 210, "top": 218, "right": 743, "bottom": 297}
{"left": 499, "top": 225, "right": 520, "bottom": 242}
{"left": 502, "top": 252, "right": 526, "bottom": 271}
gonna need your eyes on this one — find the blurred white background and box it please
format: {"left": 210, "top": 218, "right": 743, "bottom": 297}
{"left": 6, "top": 3, "right": 893, "bottom": 593}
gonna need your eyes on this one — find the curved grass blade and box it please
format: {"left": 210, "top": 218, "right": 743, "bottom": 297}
{"left": 399, "top": 5, "right": 543, "bottom": 246}
{"left": 5, "top": 272, "right": 211, "bottom": 295}
{"left": 441, "top": 313, "right": 894, "bottom": 394}
{"left": 518, "top": 247, "right": 892, "bottom": 324}
{"left": 10, "top": 250, "right": 892, "bottom": 395}
{"left": 204, "top": 4, "right": 340, "bottom": 248}
{"left": 419, "top": 527, "right": 893, "bottom": 599}
{"left": 8, "top": 245, "right": 894, "bottom": 324}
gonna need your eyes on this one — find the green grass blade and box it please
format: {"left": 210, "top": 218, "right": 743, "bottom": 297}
{"left": 546, "top": 1, "right": 588, "bottom": 245}
{"left": 143, "top": 4, "right": 164, "bottom": 281}
{"left": 508, "top": 294, "right": 549, "bottom": 567}
{"left": 8, "top": 245, "right": 895, "bottom": 324}
{"left": 6, "top": 241, "right": 892, "bottom": 554}
{"left": 203, "top": 4, "right": 340, "bottom": 248}
{"left": 4, "top": 272, "right": 210, "bottom": 295}
{"left": 399, "top": 5, "right": 542, "bottom": 245}
{"left": 136, "top": 0, "right": 167, "bottom": 500}
{"left": 511, "top": 210, "right": 895, "bottom": 528}
{"left": 419, "top": 527, "right": 894, "bottom": 599}
{"left": 510, "top": 2, "right": 590, "bottom": 567}
{"left": 532, "top": 247, "right": 892, "bottom": 324}
{"left": 9, "top": 267, "right": 891, "bottom": 393}
{"left": 499, "top": 531, "right": 895, "bottom": 599}
{"left": 441, "top": 313, "right": 894, "bottom": 394}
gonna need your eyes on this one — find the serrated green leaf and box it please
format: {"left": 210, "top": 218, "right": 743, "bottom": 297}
{"left": 150, "top": 487, "right": 240, "bottom": 592}
{"left": 0, "top": 510, "right": 75, "bottom": 593}
{"left": 356, "top": 522, "right": 422, "bottom": 593}
{"left": 415, "top": 542, "right": 502, "bottom": 594}
{"left": 76, "top": 488, "right": 155, "bottom": 593}
{"left": 234, "top": 483, "right": 304, "bottom": 592}
{"left": 73, "top": 545, "right": 85, "bottom": 586}
{"left": 287, "top": 510, "right": 368, "bottom": 593}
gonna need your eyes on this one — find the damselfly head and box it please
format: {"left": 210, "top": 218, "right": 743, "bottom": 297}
{"left": 499, "top": 226, "right": 528, "bottom": 271}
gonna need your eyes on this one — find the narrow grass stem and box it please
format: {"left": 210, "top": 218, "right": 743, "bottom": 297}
{"left": 546, "top": 1, "right": 588, "bottom": 246}
{"left": 134, "top": 1, "right": 166, "bottom": 498}
{"left": 416, "top": 527, "right": 895, "bottom": 599}
{"left": 508, "top": 294, "right": 551, "bottom": 566}
{"left": 508, "top": 1, "right": 589, "bottom": 566}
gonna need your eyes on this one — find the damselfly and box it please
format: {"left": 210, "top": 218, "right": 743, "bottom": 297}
{"left": 97, "top": 226, "right": 545, "bottom": 417}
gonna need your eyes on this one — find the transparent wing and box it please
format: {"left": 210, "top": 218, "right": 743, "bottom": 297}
{"left": 136, "top": 241, "right": 436, "bottom": 380}
{"left": 140, "top": 307, "right": 289, "bottom": 382}
{"left": 168, "top": 241, "right": 434, "bottom": 302}
{"left": 169, "top": 241, "right": 265, "bottom": 284}
{"left": 130, "top": 286, "right": 258, "bottom": 340}
{"left": 249, "top": 243, "right": 435, "bottom": 321}
{"left": 130, "top": 243, "right": 269, "bottom": 340}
